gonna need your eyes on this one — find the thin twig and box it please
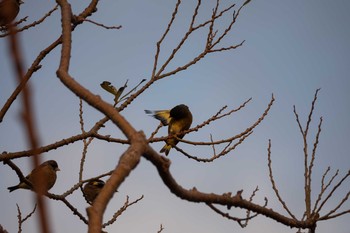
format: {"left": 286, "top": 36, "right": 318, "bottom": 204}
{"left": 206, "top": 201, "right": 263, "bottom": 228}
{"left": 0, "top": 5, "right": 58, "bottom": 37}
{"left": 312, "top": 167, "right": 334, "bottom": 213}
{"left": 316, "top": 170, "right": 350, "bottom": 216}
{"left": 102, "top": 195, "right": 144, "bottom": 227}
{"left": 209, "top": 134, "right": 217, "bottom": 156}
{"left": 321, "top": 189, "right": 350, "bottom": 220}
{"left": 47, "top": 193, "right": 88, "bottom": 224}
{"left": 151, "top": 0, "right": 181, "bottom": 79}
{"left": 82, "top": 18, "right": 122, "bottom": 29}
{"left": 157, "top": 224, "right": 164, "bottom": 233}
{"left": 175, "top": 131, "right": 251, "bottom": 162}
{"left": 267, "top": 140, "right": 297, "bottom": 220}
{"left": 308, "top": 117, "right": 322, "bottom": 192}
{"left": 16, "top": 203, "right": 37, "bottom": 233}
{"left": 294, "top": 89, "right": 321, "bottom": 218}
{"left": 3, "top": 159, "right": 32, "bottom": 188}
{"left": 148, "top": 123, "right": 164, "bottom": 141}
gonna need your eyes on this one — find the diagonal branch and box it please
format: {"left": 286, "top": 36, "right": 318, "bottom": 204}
{"left": 316, "top": 170, "right": 350, "bottom": 216}
{"left": 102, "top": 195, "right": 144, "bottom": 228}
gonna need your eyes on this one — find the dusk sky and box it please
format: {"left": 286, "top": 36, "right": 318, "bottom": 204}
{"left": 0, "top": 1, "right": 349, "bottom": 233}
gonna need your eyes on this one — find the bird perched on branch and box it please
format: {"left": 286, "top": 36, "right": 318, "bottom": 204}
{"left": 0, "top": 0, "right": 23, "bottom": 27}
{"left": 83, "top": 179, "right": 105, "bottom": 204}
{"left": 145, "top": 104, "right": 193, "bottom": 156}
{"left": 7, "top": 160, "right": 60, "bottom": 194}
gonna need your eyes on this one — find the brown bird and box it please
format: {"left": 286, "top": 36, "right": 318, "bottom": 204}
{"left": 0, "top": 0, "right": 23, "bottom": 26}
{"left": 7, "top": 160, "right": 60, "bottom": 194}
{"left": 83, "top": 179, "right": 105, "bottom": 204}
{"left": 145, "top": 104, "right": 193, "bottom": 155}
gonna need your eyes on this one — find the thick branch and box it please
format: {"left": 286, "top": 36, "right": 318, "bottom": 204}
{"left": 87, "top": 133, "right": 146, "bottom": 233}
{"left": 143, "top": 146, "right": 317, "bottom": 229}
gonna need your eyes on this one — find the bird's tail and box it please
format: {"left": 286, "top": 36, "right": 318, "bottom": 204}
{"left": 7, "top": 185, "right": 19, "bottom": 192}
{"left": 160, "top": 144, "right": 172, "bottom": 156}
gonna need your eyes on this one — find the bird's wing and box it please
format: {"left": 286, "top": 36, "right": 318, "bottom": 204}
{"left": 145, "top": 110, "right": 171, "bottom": 126}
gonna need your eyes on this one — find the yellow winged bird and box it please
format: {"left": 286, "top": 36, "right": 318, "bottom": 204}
{"left": 145, "top": 104, "right": 193, "bottom": 155}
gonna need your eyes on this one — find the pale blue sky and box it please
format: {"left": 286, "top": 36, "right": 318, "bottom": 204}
{"left": 0, "top": 0, "right": 349, "bottom": 233}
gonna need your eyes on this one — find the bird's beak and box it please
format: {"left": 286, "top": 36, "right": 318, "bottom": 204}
{"left": 56, "top": 168, "right": 61, "bottom": 172}
{"left": 19, "top": 0, "right": 24, "bottom": 4}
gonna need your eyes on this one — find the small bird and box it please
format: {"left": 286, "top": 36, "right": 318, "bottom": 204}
{"left": 7, "top": 160, "right": 60, "bottom": 194}
{"left": 145, "top": 104, "right": 193, "bottom": 155}
{"left": 0, "top": 0, "right": 23, "bottom": 27}
{"left": 83, "top": 179, "right": 105, "bottom": 204}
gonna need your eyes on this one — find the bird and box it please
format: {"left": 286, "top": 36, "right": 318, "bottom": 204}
{"left": 83, "top": 179, "right": 105, "bottom": 204}
{"left": 0, "top": 0, "right": 23, "bottom": 27}
{"left": 145, "top": 104, "right": 193, "bottom": 155}
{"left": 7, "top": 160, "right": 60, "bottom": 194}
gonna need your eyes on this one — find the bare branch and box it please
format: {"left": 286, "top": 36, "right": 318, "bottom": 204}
{"left": 244, "top": 186, "right": 267, "bottom": 227}
{"left": 16, "top": 204, "right": 37, "bottom": 233}
{"left": 3, "top": 159, "right": 30, "bottom": 187}
{"left": 0, "top": 36, "right": 60, "bottom": 123}
{"left": 321, "top": 190, "right": 350, "bottom": 220}
{"left": 87, "top": 139, "right": 145, "bottom": 233}
{"left": 267, "top": 140, "right": 297, "bottom": 220}
{"left": 0, "top": 5, "right": 58, "bottom": 37}
{"left": 148, "top": 123, "right": 164, "bottom": 141}
{"left": 153, "top": 0, "right": 246, "bottom": 80}
{"left": 175, "top": 131, "right": 252, "bottom": 162}
{"left": 317, "top": 170, "right": 350, "bottom": 217}
{"left": 209, "top": 134, "right": 217, "bottom": 155}
{"left": 143, "top": 146, "right": 317, "bottom": 229}
{"left": 305, "top": 89, "right": 320, "bottom": 137}
{"left": 102, "top": 195, "right": 144, "bottom": 227}
{"left": 55, "top": 2, "right": 148, "bottom": 232}
{"left": 319, "top": 207, "right": 350, "bottom": 220}
{"left": 157, "top": 224, "right": 164, "bottom": 233}
{"left": 175, "top": 94, "right": 273, "bottom": 146}
{"left": 312, "top": 167, "right": 336, "bottom": 214}
{"left": 308, "top": 117, "right": 322, "bottom": 193}
{"left": 82, "top": 18, "right": 122, "bottom": 30}
{"left": 207, "top": 186, "right": 267, "bottom": 228}
{"left": 47, "top": 193, "right": 88, "bottom": 224}
{"left": 152, "top": 0, "right": 182, "bottom": 78}
{"left": 0, "top": 0, "right": 101, "bottom": 123}
{"left": 78, "top": 98, "right": 97, "bottom": 205}
{"left": 293, "top": 89, "right": 321, "bottom": 218}
{"left": 206, "top": 203, "right": 258, "bottom": 228}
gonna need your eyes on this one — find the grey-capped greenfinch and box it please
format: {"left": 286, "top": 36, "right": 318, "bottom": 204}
{"left": 7, "top": 160, "right": 60, "bottom": 194}
{"left": 145, "top": 104, "right": 193, "bottom": 155}
{"left": 83, "top": 179, "right": 105, "bottom": 204}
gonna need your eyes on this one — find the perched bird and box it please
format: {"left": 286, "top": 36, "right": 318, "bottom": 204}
{"left": 83, "top": 179, "right": 105, "bottom": 204}
{"left": 7, "top": 160, "right": 60, "bottom": 194}
{"left": 145, "top": 104, "right": 193, "bottom": 155}
{"left": 0, "top": 0, "right": 23, "bottom": 27}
